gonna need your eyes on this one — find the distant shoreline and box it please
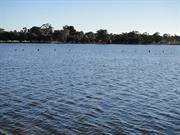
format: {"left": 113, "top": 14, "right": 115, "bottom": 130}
{"left": 1, "top": 24, "right": 180, "bottom": 45}
{"left": 0, "top": 42, "right": 180, "bottom": 46}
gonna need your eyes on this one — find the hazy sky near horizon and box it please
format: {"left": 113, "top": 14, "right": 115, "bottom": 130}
{"left": 0, "top": 0, "right": 179, "bottom": 35}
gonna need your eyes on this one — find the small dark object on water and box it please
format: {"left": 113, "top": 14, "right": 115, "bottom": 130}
{"left": 148, "top": 50, "right": 151, "bottom": 53}
{"left": 162, "top": 50, "right": 164, "bottom": 53}
{"left": 54, "top": 49, "right": 56, "bottom": 51}
{"left": 37, "top": 49, "right": 40, "bottom": 51}
{"left": 22, "top": 49, "right": 24, "bottom": 51}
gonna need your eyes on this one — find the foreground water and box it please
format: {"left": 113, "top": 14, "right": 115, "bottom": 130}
{"left": 0, "top": 44, "right": 180, "bottom": 135}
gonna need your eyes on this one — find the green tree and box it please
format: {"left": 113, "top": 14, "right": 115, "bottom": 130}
{"left": 1, "top": 24, "right": 180, "bottom": 44}
{"left": 73, "top": 31, "right": 84, "bottom": 43}
{"left": 18, "top": 27, "right": 28, "bottom": 42}
{"left": 139, "top": 32, "right": 152, "bottom": 44}
{"left": 40, "top": 23, "right": 53, "bottom": 41}
{"left": 85, "top": 32, "right": 96, "bottom": 43}
{"left": 52, "top": 29, "right": 70, "bottom": 42}
{"left": 152, "top": 32, "right": 162, "bottom": 43}
{"left": 41, "top": 23, "right": 53, "bottom": 35}
{"left": 126, "top": 31, "right": 140, "bottom": 44}
{"left": 63, "top": 25, "right": 76, "bottom": 35}
{"left": 28, "top": 26, "right": 42, "bottom": 42}
{"left": 96, "top": 29, "right": 110, "bottom": 44}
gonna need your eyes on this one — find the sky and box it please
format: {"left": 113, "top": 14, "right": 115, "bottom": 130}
{"left": 0, "top": 0, "right": 179, "bottom": 35}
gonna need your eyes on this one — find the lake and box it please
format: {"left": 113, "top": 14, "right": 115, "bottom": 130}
{"left": 0, "top": 44, "right": 180, "bottom": 135}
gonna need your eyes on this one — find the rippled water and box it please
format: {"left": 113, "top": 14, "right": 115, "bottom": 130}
{"left": 0, "top": 44, "right": 180, "bottom": 135}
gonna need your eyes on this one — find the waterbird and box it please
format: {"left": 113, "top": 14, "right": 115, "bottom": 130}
{"left": 148, "top": 50, "right": 151, "bottom": 53}
{"left": 37, "top": 49, "right": 40, "bottom": 51}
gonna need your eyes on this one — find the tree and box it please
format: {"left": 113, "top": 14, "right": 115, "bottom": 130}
{"left": 0, "top": 23, "right": 180, "bottom": 44}
{"left": 112, "top": 34, "right": 122, "bottom": 44}
{"left": 40, "top": 24, "right": 53, "bottom": 41}
{"left": 62, "top": 28, "right": 70, "bottom": 42}
{"left": 96, "top": 29, "right": 110, "bottom": 44}
{"left": 64, "top": 31, "right": 84, "bottom": 43}
{"left": 85, "top": 32, "right": 96, "bottom": 43}
{"left": 139, "top": 32, "right": 152, "bottom": 44}
{"left": 0, "top": 28, "right": 4, "bottom": 33}
{"left": 52, "top": 30, "right": 62, "bottom": 41}
{"left": 0, "top": 28, "right": 5, "bottom": 41}
{"left": 162, "top": 33, "right": 171, "bottom": 44}
{"left": 126, "top": 31, "right": 140, "bottom": 44}
{"left": 41, "top": 24, "right": 53, "bottom": 35}
{"left": 52, "top": 29, "right": 70, "bottom": 42}
{"left": 18, "top": 27, "right": 28, "bottom": 42}
{"left": 152, "top": 32, "right": 162, "bottom": 43}
{"left": 28, "top": 26, "right": 42, "bottom": 42}
{"left": 63, "top": 25, "right": 76, "bottom": 35}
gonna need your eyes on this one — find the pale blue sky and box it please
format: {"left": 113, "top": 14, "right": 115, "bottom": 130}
{"left": 0, "top": 0, "right": 179, "bottom": 35}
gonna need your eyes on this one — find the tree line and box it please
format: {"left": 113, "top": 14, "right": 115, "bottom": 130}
{"left": 0, "top": 23, "right": 180, "bottom": 44}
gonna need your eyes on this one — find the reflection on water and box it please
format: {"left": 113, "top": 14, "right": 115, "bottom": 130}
{"left": 0, "top": 44, "right": 180, "bottom": 135}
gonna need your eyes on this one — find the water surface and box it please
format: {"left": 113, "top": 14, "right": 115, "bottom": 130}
{"left": 0, "top": 44, "right": 180, "bottom": 135}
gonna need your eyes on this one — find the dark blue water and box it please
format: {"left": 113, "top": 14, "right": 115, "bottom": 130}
{"left": 0, "top": 44, "right": 180, "bottom": 135}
